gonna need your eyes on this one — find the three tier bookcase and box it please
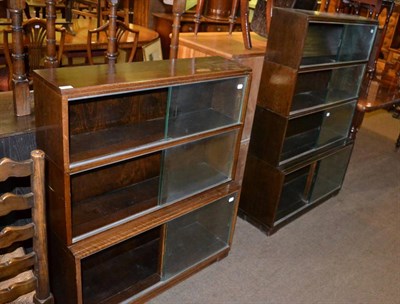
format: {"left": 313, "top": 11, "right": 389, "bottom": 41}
{"left": 33, "top": 57, "right": 251, "bottom": 303}
{"left": 239, "top": 8, "right": 378, "bottom": 235}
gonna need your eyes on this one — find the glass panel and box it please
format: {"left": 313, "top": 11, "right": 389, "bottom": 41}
{"left": 310, "top": 145, "right": 352, "bottom": 203}
{"left": 317, "top": 101, "right": 356, "bottom": 146}
{"left": 166, "top": 77, "right": 246, "bottom": 138}
{"left": 276, "top": 166, "right": 309, "bottom": 221}
{"left": 71, "top": 153, "right": 161, "bottom": 239}
{"left": 159, "top": 131, "right": 238, "bottom": 204}
{"left": 292, "top": 65, "right": 365, "bottom": 112}
{"left": 69, "top": 89, "right": 168, "bottom": 163}
{"left": 281, "top": 101, "right": 355, "bottom": 163}
{"left": 81, "top": 227, "right": 161, "bottom": 304}
{"left": 162, "top": 193, "right": 237, "bottom": 279}
{"left": 337, "top": 24, "right": 376, "bottom": 62}
{"left": 301, "top": 23, "right": 376, "bottom": 66}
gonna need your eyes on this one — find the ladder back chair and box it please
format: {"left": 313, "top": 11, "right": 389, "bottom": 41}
{"left": 0, "top": 150, "right": 53, "bottom": 304}
{"left": 3, "top": 18, "right": 66, "bottom": 89}
{"left": 86, "top": 20, "right": 139, "bottom": 64}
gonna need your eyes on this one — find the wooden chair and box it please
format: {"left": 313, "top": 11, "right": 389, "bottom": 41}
{"left": 86, "top": 20, "right": 139, "bottom": 64}
{"left": 251, "top": 0, "right": 317, "bottom": 39}
{"left": 336, "top": 0, "right": 383, "bottom": 18}
{"left": 0, "top": 150, "right": 53, "bottom": 304}
{"left": 193, "top": 0, "right": 253, "bottom": 49}
{"left": 3, "top": 18, "right": 66, "bottom": 89}
{"left": 335, "top": 0, "right": 394, "bottom": 76}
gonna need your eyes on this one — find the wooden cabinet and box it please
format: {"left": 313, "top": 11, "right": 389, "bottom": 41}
{"left": 239, "top": 8, "right": 378, "bottom": 235}
{"left": 154, "top": 12, "right": 242, "bottom": 59}
{"left": 33, "top": 57, "right": 251, "bottom": 303}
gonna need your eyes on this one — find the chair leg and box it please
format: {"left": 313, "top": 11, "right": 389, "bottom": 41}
{"left": 229, "top": 0, "right": 239, "bottom": 34}
{"left": 240, "top": 0, "right": 251, "bottom": 49}
{"left": 194, "top": 0, "right": 205, "bottom": 35}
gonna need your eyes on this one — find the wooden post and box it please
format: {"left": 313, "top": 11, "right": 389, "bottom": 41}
{"left": 169, "top": 0, "right": 186, "bottom": 59}
{"left": 8, "top": 0, "right": 31, "bottom": 116}
{"left": 44, "top": 0, "right": 59, "bottom": 68}
{"left": 107, "top": 0, "right": 119, "bottom": 64}
{"left": 31, "top": 150, "right": 54, "bottom": 304}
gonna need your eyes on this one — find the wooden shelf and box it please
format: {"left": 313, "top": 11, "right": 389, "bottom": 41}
{"left": 81, "top": 227, "right": 162, "bottom": 304}
{"left": 72, "top": 177, "right": 160, "bottom": 238}
{"left": 70, "top": 119, "right": 166, "bottom": 164}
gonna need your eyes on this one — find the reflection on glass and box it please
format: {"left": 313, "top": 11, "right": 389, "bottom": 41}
{"left": 166, "top": 77, "right": 246, "bottom": 138}
{"left": 292, "top": 65, "right": 365, "bottom": 112}
{"left": 317, "top": 101, "right": 356, "bottom": 146}
{"left": 281, "top": 101, "right": 356, "bottom": 163}
{"left": 159, "top": 131, "right": 238, "bottom": 204}
{"left": 310, "top": 145, "right": 352, "bottom": 203}
{"left": 301, "top": 23, "right": 376, "bottom": 66}
{"left": 162, "top": 194, "right": 236, "bottom": 279}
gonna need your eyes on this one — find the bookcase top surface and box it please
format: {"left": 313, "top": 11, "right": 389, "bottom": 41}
{"left": 32, "top": 56, "right": 251, "bottom": 98}
{"left": 273, "top": 8, "right": 379, "bottom": 25}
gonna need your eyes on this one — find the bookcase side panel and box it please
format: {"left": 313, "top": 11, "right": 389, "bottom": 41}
{"left": 257, "top": 62, "right": 298, "bottom": 115}
{"left": 266, "top": 9, "right": 308, "bottom": 69}
{"left": 34, "top": 77, "right": 66, "bottom": 170}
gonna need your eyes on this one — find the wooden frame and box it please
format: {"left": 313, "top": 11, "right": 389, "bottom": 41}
{"left": 142, "top": 38, "right": 163, "bottom": 61}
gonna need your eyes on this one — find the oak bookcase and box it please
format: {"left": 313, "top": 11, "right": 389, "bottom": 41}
{"left": 33, "top": 57, "right": 251, "bottom": 303}
{"left": 239, "top": 8, "right": 378, "bottom": 234}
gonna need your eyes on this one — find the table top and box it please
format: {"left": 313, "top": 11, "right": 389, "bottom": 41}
{"left": 63, "top": 19, "right": 159, "bottom": 52}
{"left": 178, "top": 32, "right": 267, "bottom": 60}
{"left": 0, "top": 18, "right": 159, "bottom": 52}
{"left": 26, "top": 0, "right": 65, "bottom": 8}
{"left": 357, "top": 72, "right": 400, "bottom": 112}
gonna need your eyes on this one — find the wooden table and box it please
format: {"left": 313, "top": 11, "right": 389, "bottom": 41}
{"left": 63, "top": 18, "right": 159, "bottom": 52}
{"left": 25, "top": 0, "right": 66, "bottom": 18}
{"left": 0, "top": 18, "right": 159, "bottom": 50}
{"left": 357, "top": 74, "right": 400, "bottom": 112}
{"left": 0, "top": 18, "right": 159, "bottom": 61}
{"left": 353, "top": 71, "right": 400, "bottom": 147}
